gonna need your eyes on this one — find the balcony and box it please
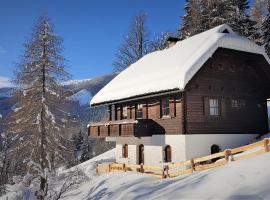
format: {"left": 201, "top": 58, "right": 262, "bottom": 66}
{"left": 89, "top": 119, "right": 164, "bottom": 138}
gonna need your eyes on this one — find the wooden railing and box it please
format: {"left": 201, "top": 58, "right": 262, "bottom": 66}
{"left": 96, "top": 138, "right": 270, "bottom": 179}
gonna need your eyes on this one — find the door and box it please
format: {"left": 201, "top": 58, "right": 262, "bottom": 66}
{"left": 138, "top": 144, "right": 144, "bottom": 164}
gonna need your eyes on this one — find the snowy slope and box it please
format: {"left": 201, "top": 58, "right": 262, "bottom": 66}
{"left": 3, "top": 139, "right": 270, "bottom": 199}
{"left": 68, "top": 89, "right": 92, "bottom": 106}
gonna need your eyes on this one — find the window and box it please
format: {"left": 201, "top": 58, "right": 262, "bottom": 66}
{"left": 123, "top": 144, "right": 128, "bottom": 158}
{"left": 209, "top": 99, "right": 220, "bottom": 116}
{"left": 164, "top": 145, "right": 172, "bottom": 162}
{"left": 161, "top": 98, "right": 170, "bottom": 117}
{"left": 136, "top": 104, "right": 143, "bottom": 119}
{"left": 122, "top": 106, "right": 128, "bottom": 119}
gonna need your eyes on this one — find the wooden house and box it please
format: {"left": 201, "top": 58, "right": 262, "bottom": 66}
{"left": 88, "top": 25, "right": 270, "bottom": 166}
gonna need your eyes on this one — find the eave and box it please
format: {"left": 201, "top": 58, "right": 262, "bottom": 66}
{"left": 90, "top": 88, "right": 183, "bottom": 107}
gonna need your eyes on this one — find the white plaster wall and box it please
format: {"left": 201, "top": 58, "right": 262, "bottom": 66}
{"left": 114, "top": 135, "right": 187, "bottom": 165}
{"left": 144, "top": 145, "right": 163, "bottom": 166}
{"left": 165, "top": 135, "right": 187, "bottom": 163}
{"left": 185, "top": 134, "right": 259, "bottom": 160}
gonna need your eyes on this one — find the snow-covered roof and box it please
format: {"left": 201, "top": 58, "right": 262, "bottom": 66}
{"left": 91, "top": 24, "right": 270, "bottom": 106}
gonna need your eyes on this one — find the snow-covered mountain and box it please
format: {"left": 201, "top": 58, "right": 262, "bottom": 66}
{"left": 68, "top": 89, "right": 92, "bottom": 106}
{"left": 0, "top": 76, "right": 13, "bottom": 89}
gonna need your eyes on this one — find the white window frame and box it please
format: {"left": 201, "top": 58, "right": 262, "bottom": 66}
{"left": 209, "top": 99, "right": 220, "bottom": 116}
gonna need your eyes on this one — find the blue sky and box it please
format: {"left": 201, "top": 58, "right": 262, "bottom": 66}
{"left": 0, "top": 0, "right": 186, "bottom": 80}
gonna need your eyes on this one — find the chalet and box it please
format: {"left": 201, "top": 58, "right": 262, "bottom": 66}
{"left": 88, "top": 24, "right": 270, "bottom": 166}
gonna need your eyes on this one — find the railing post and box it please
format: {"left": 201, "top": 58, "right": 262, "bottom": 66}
{"left": 264, "top": 138, "right": 269, "bottom": 152}
{"left": 96, "top": 164, "right": 99, "bottom": 174}
{"left": 190, "top": 159, "right": 195, "bottom": 172}
{"left": 140, "top": 163, "right": 144, "bottom": 173}
{"left": 165, "top": 165, "right": 169, "bottom": 178}
{"left": 123, "top": 163, "right": 126, "bottom": 172}
{"left": 225, "top": 149, "right": 231, "bottom": 163}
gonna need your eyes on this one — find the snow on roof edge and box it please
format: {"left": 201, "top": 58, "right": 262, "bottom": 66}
{"left": 90, "top": 24, "right": 270, "bottom": 106}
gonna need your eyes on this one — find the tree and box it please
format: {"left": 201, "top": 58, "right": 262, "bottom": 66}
{"left": 150, "top": 32, "right": 176, "bottom": 51}
{"left": 262, "top": 1, "right": 270, "bottom": 56}
{"left": 8, "top": 15, "right": 77, "bottom": 197}
{"left": 113, "top": 13, "right": 151, "bottom": 72}
{"left": 229, "top": 0, "right": 257, "bottom": 39}
{"left": 179, "top": 0, "right": 203, "bottom": 39}
{"left": 179, "top": 0, "right": 256, "bottom": 39}
{"left": 251, "top": 0, "right": 269, "bottom": 44}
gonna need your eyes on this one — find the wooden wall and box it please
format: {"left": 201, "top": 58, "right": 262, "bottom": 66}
{"left": 108, "top": 94, "right": 184, "bottom": 135}
{"left": 185, "top": 48, "right": 270, "bottom": 134}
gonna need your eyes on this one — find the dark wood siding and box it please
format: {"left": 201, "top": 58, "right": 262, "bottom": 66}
{"left": 185, "top": 48, "right": 270, "bottom": 135}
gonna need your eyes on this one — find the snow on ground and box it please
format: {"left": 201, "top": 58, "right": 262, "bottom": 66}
{"left": 68, "top": 89, "right": 92, "bottom": 106}
{"left": 57, "top": 143, "right": 270, "bottom": 200}
{"left": 0, "top": 76, "right": 12, "bottom": 88}
{"left": 2, "top": 140, "right": 270, "bottom": 200}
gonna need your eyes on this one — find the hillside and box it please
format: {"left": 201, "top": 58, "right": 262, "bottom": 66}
{"left": 3, "top": 134, "right": 270, "bottom": 200}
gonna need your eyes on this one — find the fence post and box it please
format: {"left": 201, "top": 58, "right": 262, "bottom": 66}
{"left": 263, "top": 138, "right": 269, "bottom": 152}
{"left": 190, "top": 159, "right": 195, "bottom": 172}
{"left": 225, "top": 149, "right": 231, "bottom": 163}
{"left": 96, "top": 164, "right": 99, "bottom": 174}
{"left": 140, "top": 163, "right": 144, "bottom": 173}
{"left": 165, "top": 165, "right": 169, "bottom": 178}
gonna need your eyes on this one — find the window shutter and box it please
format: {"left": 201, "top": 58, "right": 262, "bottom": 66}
{"left": 127, "top": 105, "right": 131, "bottom": 119}
{"left": 143, "top": 102, "right": 148, "bottom": 119}
{"left": 169, "top": 97, "right": 176, "bottom": 118}
{"left": 156, "top": 100, "right": 161, "bottom": 118}
{"left": 204, "top": 97, "right": 210, "bottom": 116}
{"left": 221, "top": 98, "right": 226, "bottom": 117}
{"left": 111, "top": 105, "right": 115, "bottom": 121}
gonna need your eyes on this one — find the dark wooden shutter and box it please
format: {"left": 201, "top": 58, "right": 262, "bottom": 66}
{"left": 127, "top": 105, "right": 131, "bottom": 119}
{"left": 169, "top": 96, "right": 176, "bottom": 118}
{"left": 143, "top": 102, "right": 148, "bottom": 119}
{"left": 111, "top": 105, "right": 115, "bottom": 121}
{"left": 156, "top": 100, "right": 161, "bottom": 118}
{"left": 221, "top": 98, "right": 226, "bottom": 117}
{"left": 204, "top": 97, "right": 210, "bottom": 117}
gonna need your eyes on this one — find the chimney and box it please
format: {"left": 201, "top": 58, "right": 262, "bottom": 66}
{"left": 166, "top": 37, "right": 180, "bottom": 48}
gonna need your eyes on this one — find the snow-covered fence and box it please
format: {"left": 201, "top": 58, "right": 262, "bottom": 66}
{"left": 96, "top": 138, "right": 270, "bottom": 179}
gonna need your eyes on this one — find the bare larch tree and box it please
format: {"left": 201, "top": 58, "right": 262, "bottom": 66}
{"left": 113, "top": 13, "right": 151, "bottom": 72}
{"left": 8, "top": 15, "right": 77, "bottom": 198}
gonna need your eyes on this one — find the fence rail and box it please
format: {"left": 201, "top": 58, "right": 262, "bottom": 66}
{"left": 96, "top": 138, "right": 270, "bottom": 179}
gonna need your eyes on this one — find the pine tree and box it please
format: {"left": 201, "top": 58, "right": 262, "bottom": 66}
{"left": 180, "top": 0, "right": 256, "bottom": 39}
{"left": 229, "top": 0, "right": 256, "bottom": 39}
{"left": 263, "top": 1, "right": 270, "bottom": 56}
{"left": 251, "top": 0, "right": 269, "bottom": 44}
{"left": 8, "top": 15, "right": 77, "bottom": 197}
{"left": 179, "top": 0, "right": 203, "bottom": 39}
{"left": 113, "top": 13, "right": 151, "bottom": 72}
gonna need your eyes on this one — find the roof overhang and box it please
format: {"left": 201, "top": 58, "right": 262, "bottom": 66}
{"left": 91, "top": 88, "right": 182, "bottom": 107}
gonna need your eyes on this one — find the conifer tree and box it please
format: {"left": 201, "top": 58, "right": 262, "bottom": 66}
{"left": 251, "top": 0, "right": 269, "bottom": 44}
{"left": 8, "top": 15, "right": 77, "bottom": 197}
{"left": 180, "top": 0, "right": 203, "bottom": 39}
{"left": 262, "top": 1, "right": 270, "bottom": 56}
{"left": 229, "top": 0, "right": 256, "bottom": 39}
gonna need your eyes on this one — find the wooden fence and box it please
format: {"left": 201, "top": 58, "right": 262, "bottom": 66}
{"left": 96, "top": 138, "right": 270, "bottom": 179}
